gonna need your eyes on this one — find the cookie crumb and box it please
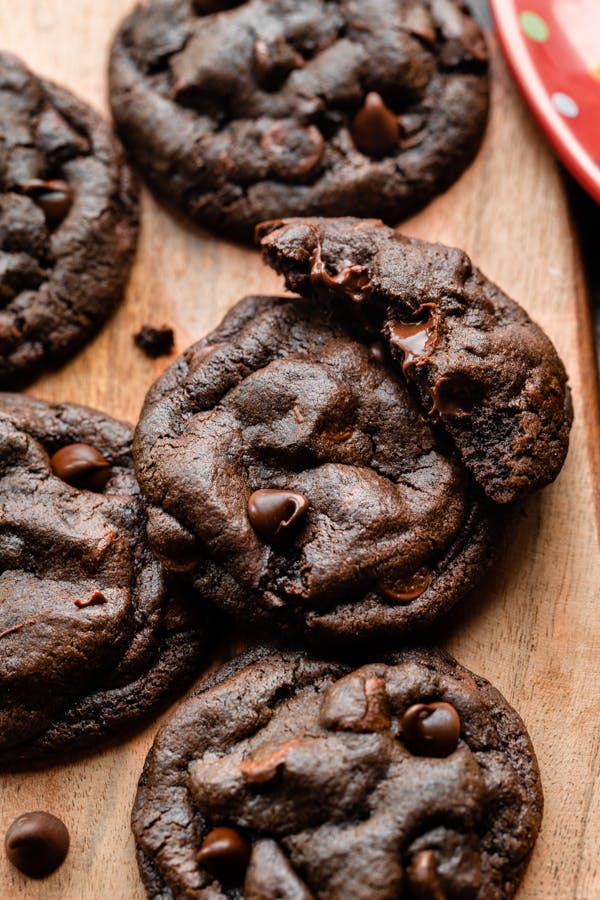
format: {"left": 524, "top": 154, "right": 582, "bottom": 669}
{"left": 134, "top": 325, "right": 174, "bottom": 358}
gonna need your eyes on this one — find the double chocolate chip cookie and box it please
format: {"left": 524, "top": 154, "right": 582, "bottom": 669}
{"left": 0, "top": 52, "right": 138, "bottom": 386}
{"left": 0, "top": 394, "right": 207, "bottom": 767}
{"left": 109, "top": 0, "right": 489, "bottom": 241}
{"left": 133, "top": 293, "right": 497, "bottom": 644}
{"left": 132, "top": 647, "right": 543, "bottom": 899}
{"left": 133, "top": 219, "right": 571, "bottom": 643}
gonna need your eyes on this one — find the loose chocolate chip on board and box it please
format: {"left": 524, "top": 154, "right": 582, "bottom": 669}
{"left": 134, "top": 324, "right": 175, "bottom": 358}
{"left": 5, "top": 812, "right": 69, "bottom": 879}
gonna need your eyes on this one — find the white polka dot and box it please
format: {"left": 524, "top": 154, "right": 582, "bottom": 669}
{"left": 551, "top": 92, "right": 579, "bottom": 118}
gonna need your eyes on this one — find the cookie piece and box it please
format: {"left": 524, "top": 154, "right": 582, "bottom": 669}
{"left": 109, "top": 0, "right": 489, "bottom": 242}
{"left": 134, "top": 324, "right": 175, "bottom": 358}
{"left": 0, "top": 52, "right": 138, "bottom": 386}
{"left": 0, "top": 394, "right": 206, "bottom": 767}
{"left": 132, "top": 646, "right": 543, "bottom": 899}
{"left": 258, "top": 217, "right": 573, "bottom": 503}
{"left": 134, "top": 294, "right": 496, "bottom": 644}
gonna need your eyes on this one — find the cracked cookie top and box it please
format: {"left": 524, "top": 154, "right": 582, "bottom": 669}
{"left": 109, "top": 0, "right": 489, "bottom": 241}
{"left": 0, "top": 394, "right": 205, "bottom": 766}
{"left": 132, "top": 647, "right": 543, "bottom": 899}
{"left": 258, "top": 216, "right": 573, "bottom": 503}
{"left": 133, "top": 294, "right": 496, "bottom": 643}
{"left": 0, "top": 52, "right": 138, "bottom": 386}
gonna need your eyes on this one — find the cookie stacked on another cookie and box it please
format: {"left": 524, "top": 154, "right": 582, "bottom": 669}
{"left": 0, "top": 52, "right": 138, "bottom": 386}
{"left": 109, "top": 0, "right": 489, "bottom": 241}
{"left": 132, "top": 647, "right": 544, "bottom": 899}
{"left": 0, "top": 394, "right": 208, "bottom": 767}
{"left": 258, "top": 217, "right": 573, "bottom": 503}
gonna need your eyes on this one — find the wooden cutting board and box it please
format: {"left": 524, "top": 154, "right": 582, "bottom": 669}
{"left": 1, "top": 3, "right": 599, "bottom": 898}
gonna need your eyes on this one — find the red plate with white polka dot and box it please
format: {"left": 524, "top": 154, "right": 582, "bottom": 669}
{"left": 490, "top": 0, "right": 600, "bottom": 203}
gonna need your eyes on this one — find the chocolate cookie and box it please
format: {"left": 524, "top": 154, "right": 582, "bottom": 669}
{"left": 108, "top": 0, "right": 489, "bottom": 242}
{"left": 258, "top": 217, "right": 573, "bottom": 503}
{"left": 0, "top": 52, "right": 138, "bottom": 386}
{"left": 132, "top": 647, "right": 543, "bottom": 899}
{"left": 134, "top": 294, "right": 496, "bottom": 644}
{"left": 0, "top": 394, "right": 207, "bottom": 767}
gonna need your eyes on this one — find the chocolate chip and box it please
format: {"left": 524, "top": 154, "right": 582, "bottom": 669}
{"left": 21, "top": 179, "right": 72, "bottom": 228}
{"left": 134, "top": 324, "right": 175, "bottom": 358}
{"left": 50, "top": 443, "right": 111, "bottom": 492}
{"left": 5, "top": 811, "right": 69, "bottom": 879}
{"left": 406, "top": 849, "right": 446, "bottom": 900}
{"left": 401, "top": 702, "right": 461, "bottom": 758}
{"left": 197, "top": 826, "right": 250, "bottom": 883}
{"left": 350, "top": 92, "right": 399, "bottom": 157}
{"left": 247, "top": 489, "right": 309, "bottom": 542}
{"left": 380, "top": 568, "right": 430, "bottom": 603}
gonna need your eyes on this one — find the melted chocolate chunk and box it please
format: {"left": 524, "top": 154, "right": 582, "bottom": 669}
{"left": 5, "top": 811, "right": 69, "bottom": 879}
{"left": 388, "top": 305, "right": 439, "bottom": 370}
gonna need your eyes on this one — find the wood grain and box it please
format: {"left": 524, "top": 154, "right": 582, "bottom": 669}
{"left": 1, "top": 4, "right": 599, "bottom": 898}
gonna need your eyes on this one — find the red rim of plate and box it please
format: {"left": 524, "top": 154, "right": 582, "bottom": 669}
{"left": 490, "top": 0, "right": 600, "bottom": 204}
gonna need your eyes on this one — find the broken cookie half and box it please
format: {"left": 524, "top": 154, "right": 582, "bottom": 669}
{"left": 258, "top": 216, "right": 572, "bottom": 504}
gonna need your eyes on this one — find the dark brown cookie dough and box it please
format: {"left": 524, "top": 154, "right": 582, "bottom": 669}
{"left": 132, "top": 647, "right": 543, "bottom": 899}
{"left": 133, "top": 294, "right": 496, "bottom": 644}
{"left": 0, "top": 52, "right": 138, "bottom": 386}
{"left": 0, "top": 394, "right": 207, "bottom": 767}
{"left": 108, "top": 0, "right": 489, "bottom": 242}
{"left": 258, "top": 217, "right": 573, "bottom": 503}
